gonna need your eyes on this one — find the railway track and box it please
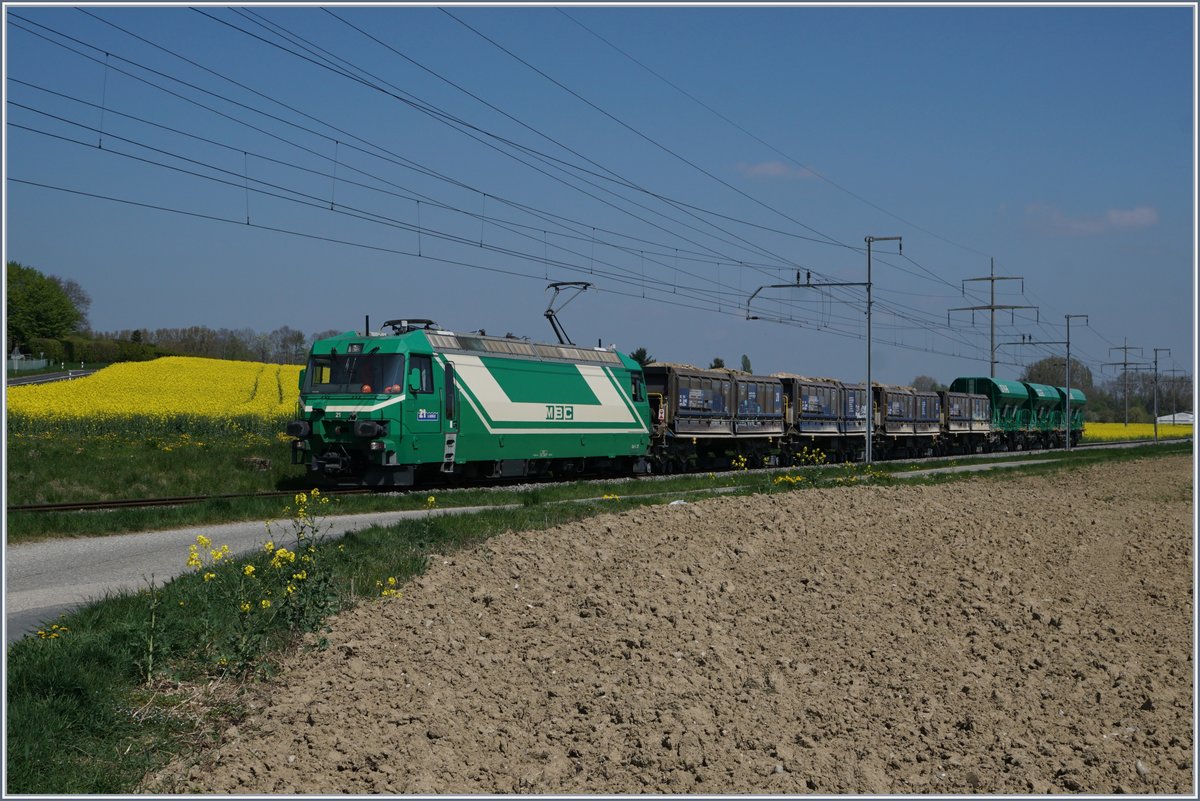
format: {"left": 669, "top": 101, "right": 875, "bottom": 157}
{"left": 7, "top": 438, "right": 1187, "bottom": 515}
{"left": 6, "top": 489, "right": 374, "bottom": 514}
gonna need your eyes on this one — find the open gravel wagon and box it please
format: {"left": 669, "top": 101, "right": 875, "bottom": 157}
{"left": 645, "top": 364, "right": 783, "bottom": 472}
{"left": 939, "top": 390, "right": 991, "bottom": 454}
{"left": 949, "top": 376, "right": 1074, "bottom": 450}
{"left": 776, "top": 374, "right": 859, "bottom": 462}
{"left": 1056, "top": 385, "right": 1087, "bottom": 446}
{"left": 1024, "top": 382, "right": 1062, "bottom": 447}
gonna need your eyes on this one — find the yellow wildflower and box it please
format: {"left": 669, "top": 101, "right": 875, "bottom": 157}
{"left": 270, "top": 548, "right": 296, "bottom": 569}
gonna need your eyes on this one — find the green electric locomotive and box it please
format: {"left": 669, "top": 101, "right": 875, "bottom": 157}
{"left": 288, "top": 320, "right": 651, "bottom": 486}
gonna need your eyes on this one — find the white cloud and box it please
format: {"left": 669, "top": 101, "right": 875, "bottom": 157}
{"left": 1106, "top": 206, "right": 1158, "bottom": 230}
{"left": 1024, "top": 202, "right": 1158, "bottom": 236}
{"left": 736, "top": 160, "right": 815, "bottom": 180}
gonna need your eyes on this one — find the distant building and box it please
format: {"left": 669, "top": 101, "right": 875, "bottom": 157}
{"left": 1156, "top": 412, "right": 1194, "bottom": 425}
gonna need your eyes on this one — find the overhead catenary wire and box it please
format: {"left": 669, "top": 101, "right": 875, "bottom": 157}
{"left": 191, "top": 7, "right": 819, "bottom": 277}
{"left": 11, "top": 10, "right": 974, "bottom": 335}
{"left": 60, "top": 7, "right": 998, "bottom": 330}
{"left": 557, "top": 8, "right": 997, "bottom": 265}
{"left": 12, "top": 173, "right": 998, "bottom": 367}
{"left": 8, "top": 88, "right": 797, "bottom": 308}
{"left": 6, "top": 9, "right": 1081, "bottom": 373}
{"left": 8, "top": 115, "right": 781, "bottom": 315}
{"left": 23, "top": 11, "right": 822, "bottom": 285}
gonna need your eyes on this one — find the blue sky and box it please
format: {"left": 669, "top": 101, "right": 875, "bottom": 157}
{"left": 4, "top": 3, "right": 1195, "bottom": 387}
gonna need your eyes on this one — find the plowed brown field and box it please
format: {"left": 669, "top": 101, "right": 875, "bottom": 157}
{"left": 150, "top": 455, "right": 1194, "bottom": 794}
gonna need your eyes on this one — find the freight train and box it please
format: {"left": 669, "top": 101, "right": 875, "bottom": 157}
{"left": 286, "top": 320, "right": 1086, "bottom": 486}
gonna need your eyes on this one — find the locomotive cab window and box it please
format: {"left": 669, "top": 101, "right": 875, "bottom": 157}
{"left": 305, "top": 352, "right": 405, "bottom": 394}
{"left": 410, "top": 354, "right": 434, "bottom": 394}
{"left": 631, "top": 371, "right": 644, "bottom": 402}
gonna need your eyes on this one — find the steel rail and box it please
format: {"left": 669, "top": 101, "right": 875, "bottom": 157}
{"left": 7, "top": 438, "right": 1186, "bottom": 514}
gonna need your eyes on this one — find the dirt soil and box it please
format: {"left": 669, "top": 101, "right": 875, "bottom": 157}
{"left": 151, "top": 455, "right": 1194, "bottom": 794}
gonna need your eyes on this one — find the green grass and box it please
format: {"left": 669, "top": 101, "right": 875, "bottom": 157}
{"left": 6, "top": 431, "right": 1193, "bottom": 542}
{"left": 5, "top": 428, "right": 300, "bottom": 504}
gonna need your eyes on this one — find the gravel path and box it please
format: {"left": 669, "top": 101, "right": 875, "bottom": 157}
{"left": 149, "top": 455, "right": 1194, "bottom": 794}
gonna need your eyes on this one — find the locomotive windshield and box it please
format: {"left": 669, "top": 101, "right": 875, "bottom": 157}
{"left": 304, "top": 352, "right": 406, "bottom": 394}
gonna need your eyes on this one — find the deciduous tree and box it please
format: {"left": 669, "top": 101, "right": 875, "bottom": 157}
{"left": 5, "top": 261, "right": 84, "bottom": 351}
{"left": 1019, "top": 356, "right": 1093, "bottom": 391}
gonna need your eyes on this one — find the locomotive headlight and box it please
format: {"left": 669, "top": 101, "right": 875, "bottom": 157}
{"left": 368, "top": 440, "right": 385, "bottom": 451}
{"left": 286, "top": 420, "right": 311, "bottom": 437}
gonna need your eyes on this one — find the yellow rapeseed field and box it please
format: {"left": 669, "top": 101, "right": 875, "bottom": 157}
{"left": 7, "top": 357, "right": 301, "bottom": 438}
{"left": 1082, "top": 422, "right": 1193, "bottom": 442}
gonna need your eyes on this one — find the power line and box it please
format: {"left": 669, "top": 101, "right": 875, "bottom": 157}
{"left": 8, "top": 11, "right": 1024, "bottom": 369}
{"left": 22, "top": 11, "right": 800, "bottom": 279}
{"left": 442, "top": 8, "right": 850, "bottom": 251}
{"left": 191, "top": 7, "right": 817, "bottom": 275}
{"left": 557, "top": 7, "right": 996, "bottom": 264}
{"left": 12, "top": 11, "right": 989, "bottom": 349}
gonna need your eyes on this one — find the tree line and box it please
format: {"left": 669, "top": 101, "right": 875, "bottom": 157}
{"left": 8, "top": 261, "right": 1192, "bottom": 418}
{"left": 6, "top": 261, "right": 335, "bottom": 366}
{"left": 94, "top": 325, "right": 343, "bottom": 365}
